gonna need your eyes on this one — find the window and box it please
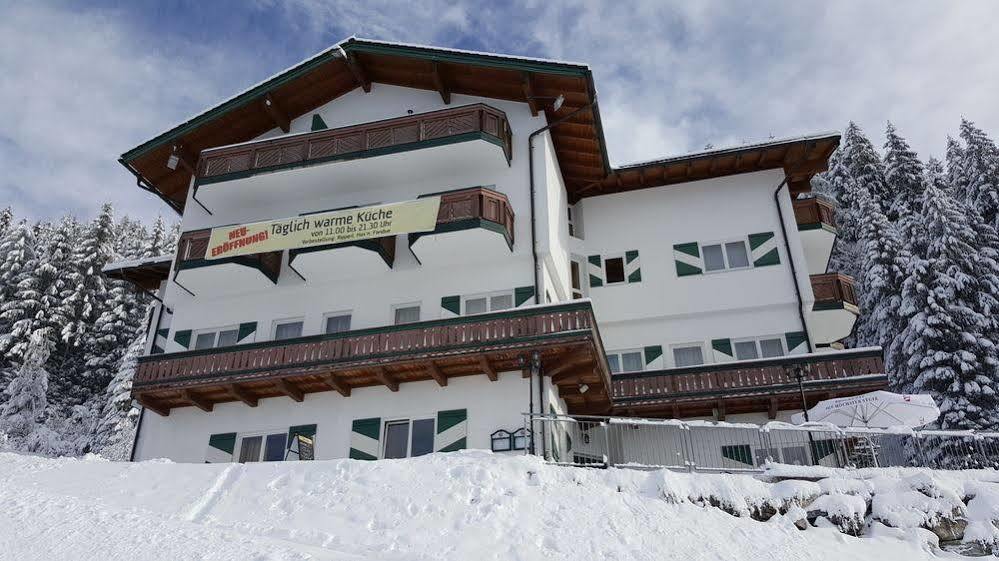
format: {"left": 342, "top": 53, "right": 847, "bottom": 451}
{"left": 702, "top": 239, "right": 751, "bottom": 272}
{"left": 570, "top": 260, "right": 584, "bottom": 300}
{"left": 607, "top": 350, "right": 643, "bottom": 374}
{"left": 604, "top": 256, "right": 626, "bottom": 284}
{"left": 273, "top": 319, "right": 304, "bottom": 340}
{"left": 734, "top": 337, "right": 785, "bottom": 361}
{"left": 463, "top": 292, "right": 513, "bottom": 315}
{"left": 324, "top": 313, "right": 352, "bottom": 334}
{"left": 567, "top": 205, "right": 582, "bottom": 238}
{"left": 383, "top": 418, "right": 435, "bottom": 459}
{"left": 672, "top": 344, "right": 705, "bottom": 367}
{"left": 237, "top": 432, "right": 288, "bottom": 463}
{"left": 192, "top": 327, "right": 239, "bottom": 350}
{"left": 394, "top": 304, "right": 421, "bottom": 325}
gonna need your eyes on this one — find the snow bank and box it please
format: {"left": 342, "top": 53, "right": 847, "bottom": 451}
{"left": 0, "top": 451, "right": 992, "bottom": 560}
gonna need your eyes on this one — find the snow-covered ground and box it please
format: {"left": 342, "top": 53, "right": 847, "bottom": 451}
{"left": 0, "top": 450, "right": 990, "bottom": 560}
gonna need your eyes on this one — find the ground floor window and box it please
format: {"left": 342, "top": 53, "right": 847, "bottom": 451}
{"left": 383, "top": 418, "right": 435, "bottom": 458}
{"left": 237, "top": 432, "right": 288, "bottom": 462}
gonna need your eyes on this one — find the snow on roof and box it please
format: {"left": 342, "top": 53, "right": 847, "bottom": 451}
{"left": 101, "top": 255, "right": 173, "bottom": 273}
{"left": 348, "top": 36, "right": 590, "bottom": 69}
{"left": 614, "top": 130, "right": 842, "bottom": 170}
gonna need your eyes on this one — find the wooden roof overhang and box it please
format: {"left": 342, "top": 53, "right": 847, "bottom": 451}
{"left": 131, "top": 300, "right": 613, "bottom": 416}
{"left": 571, "top": 133, "right": 841, "bottom": 203}
{"left": 101, "top": 257, "right": 172, "bottom": 291}
{"left": 120, "top": 38, "right": 609, "bottom": 214}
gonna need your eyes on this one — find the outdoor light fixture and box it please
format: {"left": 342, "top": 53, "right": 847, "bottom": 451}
{"left": 579, "top": 383, "right": 590, "bottom": 394}
{"left": 527, "top": 93, "right": 565, "bottom": 112}
{"left": 166, "top": 153, "right": 180, "bottom": 171}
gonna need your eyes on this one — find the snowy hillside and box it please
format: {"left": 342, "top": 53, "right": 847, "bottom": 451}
{"left": 1, "top": 451, "right": 995, "bottom": 560}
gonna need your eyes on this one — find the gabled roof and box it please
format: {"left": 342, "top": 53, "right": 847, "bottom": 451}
{"left": 102, "top": 256, "right": 173, "bottom": 291}
{"left": 120, "top": 37, "right": 609, "bottom": 213}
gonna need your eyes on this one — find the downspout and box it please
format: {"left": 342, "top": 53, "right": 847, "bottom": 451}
{"left": 527, "top": 97, "right": 600, "bottom": 452}
{"left": 773, "top": 179, "right": 814, "bottom": 353}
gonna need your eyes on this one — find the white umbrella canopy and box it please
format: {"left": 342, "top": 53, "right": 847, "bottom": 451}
{"left": 791, "top": 391, "right": 940, "bottom": 429}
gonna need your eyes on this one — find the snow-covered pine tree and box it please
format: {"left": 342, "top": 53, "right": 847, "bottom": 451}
{"left": 143, "top": 215, "right": 170, "bottom": 258}
{"left": 0, "top": 222, "right": 38, "bottom": 358}
{"left": 853, "top": 185, "right": 911, "bottom": 375}
{"left": 894, "top": 176, "right": 999, "bottom": 429}
{"left": 946, "top": 136, "right": 967, "bottom": 197}
{"left": 957, "top": 119, "right": 999, "bottom": 227}
{"left": 0, "top": 206, "right": 13, "bottom": 238}
{"left": 883, "top": 122, "right": 925, "bottom": 223}
{"left": 83, "top": 279, "right": 146, "bottom": 396}
{"left": 92, "top": 332, "right": 144, "bottom": 460}
{"left": 0, "top": 330, "right": 53, "bottom": 451}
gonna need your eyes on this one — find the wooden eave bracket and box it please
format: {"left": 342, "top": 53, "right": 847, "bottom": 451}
{"left": 346, "top": 52, "right": 371, "bottom": 93}
{"left": 182, "top": 389, "right": 214, "bottom": 413}
{"left": 137, "top": 394, "right": 169, "bottom": 417}
{"left": 431, "top": 61, "right": 450, "bottom": 104}
{"left": 427, "top": 362, "right": 447, "bottom": 387}
{"left": 276, "top": 378, "right": 304, "bottom": 402}
{"left": 263, "top": 93, "right": 291, "bottom": 133}
{"left": 321, "top": 373, "right": 351, "bottom": 397}
{"left": 521, "top": 72, "right": 539, "bottom": 116}
{"left": 478, "top": 356, "right": 497, "bottom": 382}
{"left": 374, "top": 367, "right": 399, "bottom": 392}
{"left": 227, "top": 384, "right": 258, "bottom": 407}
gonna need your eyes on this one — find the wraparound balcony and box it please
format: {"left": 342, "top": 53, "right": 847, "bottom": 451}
{"left": 610, "top": 347, "right": 885, "bottom": 419}
{"left": 794, "top": 197, "right": 837, "bottom": 274}
{"left": 409, "top": 187, "right": 515, "bottom": 266}
{"left": 132, "top": 301, "right": 611, "bottom": 416}
{"left": 810, "top": 273, "right": 859, "bottom": 345}
{"left": 191, "top": 104, "right": 513, "bottom": 211}
{"left": 174, "top": 229, "right": 281, "bottom": 296}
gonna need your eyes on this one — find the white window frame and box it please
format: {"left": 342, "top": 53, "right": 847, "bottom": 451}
{"left": 392, "top": 302, "right": 422, "bottom": 325}
{"left": 602, "top": 253, "right": 628, "bottom": 285}
{"left": 271, "top": 317, "right": 306, "bottom": 340}
{"left": 381, "top": 415, "right": 436, "bottom": 459}
{"left": 234, "top": 428, "right": 291, "bottom": 463}
{"left": 461, "top": 290, "right": 515, "bottom": 315}
{"left": 567, "top": 204, "right": 583, "bottom": 239}
{"left": 731, "top": 335, "right": 786, "bottom": 361}
{"left": 191, "top": 325, "right": 241, "bottom": 349}
{"left": 570, "top": 256, "right": 587, "bottom": 300}
{"left": 669, "top": 342, "right": 707, "bottom": 368}
{"left": 321, "top": 310, "right": 353, "bottom": 334}
{"left": 606, "top": 348, "right": 645, "bottom": 375}
{"left": 700, "top": 237, "right": 752, "bottom": 274}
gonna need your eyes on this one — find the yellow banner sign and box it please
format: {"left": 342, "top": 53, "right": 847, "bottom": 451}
{"left": 206, "top": 197, "right": 442, "bottom": 259}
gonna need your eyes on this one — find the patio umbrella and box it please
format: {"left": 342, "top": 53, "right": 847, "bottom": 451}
{"left": 791, "top": 390, "right": 940, "bottom": 429}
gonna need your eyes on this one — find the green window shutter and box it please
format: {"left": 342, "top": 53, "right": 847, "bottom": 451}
{"left": 205, "top": 432, "right": 236, "bottom": 463}
{"left": 441, "top": 295, "right": 461, "bottom": 316}
{"left": 711, "top": 338, "right": 733, "bottom": 358}
{"left": 514, "top": 286, "right": 535, "bottom": 307}
{"left": 625, "top": 250, "right": 642, "bottom": 283}
{"left": 673, "top": 242, "right": 702, "bottom": 276}
{"left": 749, "top": 232, "right": 780, "bottom": 266}
{"left": 721, "top": 444, "right": 753, "bottom": 466}
{"left": 435, "top": 408, "right": 468, "bottom": 453}
{"left": 311, "top": 114, "right": 328, "bottom": 131}
{"left": 785, "top": 331, "right": 808, "bottom": 354}
{"left": 174, "top": 329, "right": 192, "bottom": 349}
{"left": 349, "top": 417, "right": 381, "bottom": 460}
{"left": 588, "top": 255, "right": 603, "bottom": 287}
{"left": 237, "top": 322, "right": 257, "bottom": 342}
{"left": 643, "top": 345, "right": 663, "bottom": 367}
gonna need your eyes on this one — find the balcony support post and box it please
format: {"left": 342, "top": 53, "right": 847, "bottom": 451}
{"left": 478, "top": 356, "right": 497, "bottom": 382}
{"left": 321, "top": 373, "right": 351, "bottom": 397}
{"left": 276, "top": 378, "right": 304, "bottom": 402}
{"left": 427, "top": 361, "right": 447, "bottom": 387}
{"left": 374, "top": 367, "right": 399, "bottom": 392}
{"left": 182, "top": 389, "right": 214, "bottom": 413}
{"left": 227, "top": 384, "right": 258, "bottom": 407}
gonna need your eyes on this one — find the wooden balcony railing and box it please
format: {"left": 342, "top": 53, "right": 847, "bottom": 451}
{"left": 611, "top": 347, "right": 884, "bottom": 405}
{"left": 811, "top": 273, "right": 858, "bottom": 310}
{"left": 133, "top": 301, "right": 609, "bottom": 401}
{"left": 176, "top": 229, "right": 282, "bottom": 281}
{"left": 793, "top": 197, "right": 837, "bottom": 231}
{"left": 414, "top": 187, "right": 515, "bottom": 248}
{"left": 196, "top": 104, "right": 513, "bottom": 183}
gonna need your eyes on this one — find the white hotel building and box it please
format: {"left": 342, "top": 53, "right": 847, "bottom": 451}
{"left": 105, "top": 38, "right": 884, "bottom": 466}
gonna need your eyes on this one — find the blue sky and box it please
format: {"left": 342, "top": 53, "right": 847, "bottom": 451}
{"left": 2, "top": 1, "right": 998, "bottom": 223}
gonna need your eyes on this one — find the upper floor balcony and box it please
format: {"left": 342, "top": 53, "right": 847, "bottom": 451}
{"left": 410, "top": 187, "right": 515, "bottom": 266}
{"left": 174, "top": 229, "right": 282, "bottom": 297}
{"left": 809, "top": 272, "right": 859, "bottom": 346}
{"left": 192, "top": 104, "right": 514, "bottom": 211}
{"left": 131, "top": 301, "right": 611, "bottom": 416}
{"left": 610, "top": 347, "right": 884, "bottom": 419}
{"left": 793, "top": 197, "right": 837, "bottom": 274}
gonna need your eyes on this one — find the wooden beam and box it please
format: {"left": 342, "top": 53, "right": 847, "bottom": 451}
{"left": 276, "top": 378, "right": 304, "bottom": 402}
{"left": 182, "top": 389, "right": 214, "bottom": 413}
{"left": 137, "top": 395, "right": 169, "bottom": 417}
{"left": 784, "top": 158, "right": 829, "bottom": 177}
{"left": 715, "top": 399, "right": 726, "bottom": 421}
{"left": 768, "top": 397, "right": 778, "bottom": 420}
{"left": 431, "top": 62, "right": 450, "bottom": 104}
{"left": 427, "top": 362, "right": 447, "bottom": 387}
{"left": 521, "top": 72, "right": 538, "bottom": 116}
{"left": 226, "top": 384, "right": 258, "bottom": 407}
{"left": 478, "top": 356, "right": 497, "bottom": 382}
{"left": 263, "top": 93, "right": 290, "bottom": 133}
{"left": 671, "top": 403, "right": 680, "bottom": 419}
{"left": 345, "top": 53, "right": 371, "bottom": 93}
{"left": 321, "top": 373, "right": 351, "bottom": 397}
{"left": 374, "top": 367, "right": 399, "bottom": 392}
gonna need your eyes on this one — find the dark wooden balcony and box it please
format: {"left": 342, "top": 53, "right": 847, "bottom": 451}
{"left": 793, "top": 197, "right": 836, "bottom": 232}
{"left": 811, "top": 273, "right": 858, "bottom": 311}
{"left": 610, "top": 347, "right": 885, "bottom": 418}
{"left": 174, "top": 229, "right": 282, "bottom": 294}
{"left": 132, "top": 301, "right": 611, "bottom": 416}
{"left": 195, "top": 104, "right": 513, "bottom": 185}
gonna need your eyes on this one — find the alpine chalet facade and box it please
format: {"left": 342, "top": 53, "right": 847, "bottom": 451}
{"left": 105, "top": 38, "right": 885, "bottom": 465}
